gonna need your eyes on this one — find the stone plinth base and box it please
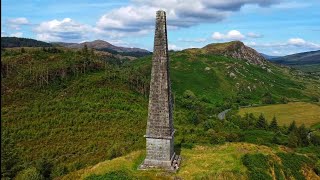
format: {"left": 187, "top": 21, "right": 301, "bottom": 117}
{"left": 139, "top": 154, "right": 181, "bottom": 172}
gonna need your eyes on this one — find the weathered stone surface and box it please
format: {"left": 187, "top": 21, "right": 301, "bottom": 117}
{"left": 140, "top": 10, "right": 175, "bottom": 170}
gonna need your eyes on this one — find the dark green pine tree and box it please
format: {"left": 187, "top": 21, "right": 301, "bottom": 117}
{"left": 297, "top": 124, "right": 309, "bottom": 147}
{"left": 272, "top": 131, "right": 282, "bottom": 144}
{"left": 269, "top": 116, "right": 279, "bottom": 131}
{"left": 256, "top": 113, "right": 268, "bottom": 130}
{"left": 287, "top": 120, "right": 297, "bottom": 134}
{"left": 288, "top": 132, "right": 299, "bottom": 148}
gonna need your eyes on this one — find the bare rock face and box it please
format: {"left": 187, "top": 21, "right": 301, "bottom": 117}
{"left": 202, "top": 41, "right": 267, "bottom": 65}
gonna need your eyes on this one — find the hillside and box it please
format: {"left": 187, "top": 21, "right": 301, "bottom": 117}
{"left": 270, "top": 50, "right": 320, "bottom": 73}
{"left": 1, "top": 43, "right": 320, "bottom": 179}
{"left": 1, "top": 37, "right": 53, "bottom": 48}
{"left": 63, "top": 143, "right": 319, "bottom": 180}
{"left": 54, "top": 40, "right": 152, "bottom": 57}
{"left": 184, "top": 41, "right": 267, "bottom": 65}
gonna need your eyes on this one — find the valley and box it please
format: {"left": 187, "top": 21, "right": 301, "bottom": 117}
{"left": 238, "top": 102, "right": 320, "bottom": 127}
{"left": 1, "top": 38, "right": 320, "bottom": 180}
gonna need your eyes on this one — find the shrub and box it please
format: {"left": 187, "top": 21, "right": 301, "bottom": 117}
{"left": 311, "top": 96, "right": 319, "bottom": 102}
{"left": 315, "top": 160, "right": 320, "bottom": 175}
{"left": 225, "top": 132, "right": 241, "bottom": 142}
{"left": 277, "top": 152, "right": 313, "bottom": 180}
{"left": 15, "top": 167, "right": 44, "bottom": 180}
{"left": 241, "top": 130, "right": 274, "bottom": 145}
{"left": 242, "top": 153, "right": 272, "bottom": 180}
{"left": 203, "top": 119, "right": 217, "bottom": 131}
{"left": 247, "top": 169, "right": 272, "bottom": 180}
{"left": 208, "top": 130, "right": 226, "bottom": 144}
{"left": 310, "top": 132, "right": 320, "bottom": 146}
{"left": 280, "top": 96, "right": 289, "bottom": 104}
{"left": 288, "top": 132, "right": 299, "bottom": 148}
{"left": 51, "top": 165, "right": 68, "bottom": 178}
{"left": 181, "top": 142, "right": 194, "bottom": 149}
{"left": 85, "top": 170, "right": 135, "bottom": 180}
{"left": 183, "top": 90, "right": 196, "bottom": 99}
{"left": 1, "top": 136, "right": 21, "bottom": 179}
{"left": 262, "top": 92, "right": 275, "bottom": 104}
{"left": 187, "top": 112, "right": 199, "bottom": 125}
{"left": 35, "top": 158, "right": 53, "bottom": 179}
{"left": 69, "top": 161, "right": 84, "bottom": 172}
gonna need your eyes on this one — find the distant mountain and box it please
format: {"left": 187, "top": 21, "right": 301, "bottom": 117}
{"left": 1, "top": 37, "right": 52, "bottom": 48}
{"left": 54, "top": 40, "right": 151, "bottom": 57}
{"left": 184, "top": 41, "right": 267, "bottom": 65}
{"left": 270, "top": 50, "right": 320, "bottom": 73}
{"left": 271, "top": 50, "right": 320, "bottom": 65}
{"left": 260, "top": 53, "right": 280, "bottom": 60}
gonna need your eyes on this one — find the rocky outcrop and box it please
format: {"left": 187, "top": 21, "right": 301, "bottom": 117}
{"left": 202, "top": 41, "right": 267, "bottom": 65}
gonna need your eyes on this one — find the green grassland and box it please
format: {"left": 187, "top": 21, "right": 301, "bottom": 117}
{"left": 238, "top": 102, "right": 320, "bottom": 127}
{"left": 292, "top": 64, "right": 320, "bottom": 73}
{"left": 62, "top": 143, "right": 319, "bottom": 180}
{"left": 1, "top": 46, "right": 320, "bottom": 179}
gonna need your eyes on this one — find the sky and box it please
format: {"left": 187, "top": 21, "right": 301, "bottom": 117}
{"left": 1, "top": 0, "right": 320, "bottom": 55}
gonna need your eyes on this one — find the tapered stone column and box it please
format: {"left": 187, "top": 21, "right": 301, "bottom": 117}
{"left": 139, "top": 10, "right": 176, "bottom": 170}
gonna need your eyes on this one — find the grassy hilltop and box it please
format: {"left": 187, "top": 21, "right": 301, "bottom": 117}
{"left": 63, "top": 143, "right": 319, "bottom": 180}
{"left": 1, "top": 41, "right": 320, "bottom": 179}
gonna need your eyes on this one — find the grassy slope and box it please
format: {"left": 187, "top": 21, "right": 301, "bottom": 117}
{"left": 238, "top": 102, "right": 320, "bottom": 126}
{"left": 1, "top": 49, "right": 149, "bottom": 177}
{"left": 2, "top": 47, "right": 320, "bottom": 179}
{"left": 154, "top": 51, "right": 319, "bottom": 105}
{"left": 63, "top": 142, "right": 319, "bottom": 180}
{"left": 2, "top": 71, "right": 147, "bottom": 166}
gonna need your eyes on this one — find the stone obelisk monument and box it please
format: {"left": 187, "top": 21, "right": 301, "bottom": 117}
{"left": 140, "top": 10, "right": 176, "bottom": 170}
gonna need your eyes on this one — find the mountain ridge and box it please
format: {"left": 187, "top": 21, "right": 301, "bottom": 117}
{"left": 54, "top": 39, "right": 150, "bottom": 54}
{"left": 1, "top": 37, "right": 53, "bottom": 48}
{"left": 271, "top": 50, "right": 320, "bottom": 65}
{"left": 184, "top": 41, "right": 267, "bottom": 65}
{"left": 260, "top": 53, "right": 280, "bottom": 60}
{"left": 1, "top": 37, "right": 151, "bottom": 57}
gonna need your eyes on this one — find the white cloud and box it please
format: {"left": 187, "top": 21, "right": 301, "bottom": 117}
{"left": 250, "top": 38, "right": 320, "bottom": 49}
{"left": 96, "top": 0, "right": 280, "bottom": 35}
{"left": 212, "top": 30, "right": 245, "bottom": 41}
{"left": 244, "top": 41, "right": 257, "bottom": 46}
{"left": 288, "top": 38, "right": 306, "bottom": 46}
{"left": 272, "top": 2, "right": 311, "bottom": 9}
{"left": 249, "top": 38, "right": 320, "bottom": 55}
{"left": 10, "top": 32, "right": 23, "bottom": 37}
{"left": 168, "top": 44, "right": 182, "bottom": 51}
{"left": 247, "top": 32, "right": 263, "bottom": 38}
{"left": 7, "top": 17, "right": 29, "bottom": 30}
{"left": 178, "top": 38, "right": 207, "bottom": 43}
{"left": 34, "top": 18, "right": 93, "bottom": 42}
{"left": 288, "top": 38, "right": 320, "bottom": 49}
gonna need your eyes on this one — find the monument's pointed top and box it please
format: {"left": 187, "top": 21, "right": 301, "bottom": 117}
{"left": 156, "top": 10, "right": 166, "bottom": 14}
